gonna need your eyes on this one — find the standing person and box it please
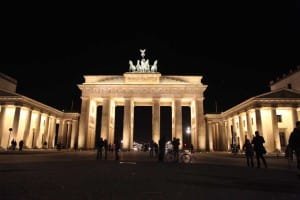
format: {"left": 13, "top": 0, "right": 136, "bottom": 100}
{"left": 190, "top": 144, "right": 194, "bottom": 153}
{"left": 252, "top": 131, "right": 267, "bottom": 168}
{"left": 103, "top": 139, "right": 108, "bottom": 160}
{"left": 158, "top": 136, "right": 166, "bottom": 162}
{"left": 96, "top": 137, "right": 104, "bottom": 160}
{"left": 172, "top": 138, "right": 180, "bottom": 162}
{"left": 149, "top": 140, "right": 154, "bottom": 157}
{"left": 243, "top": 138, "right": 254, "bottom": 167}
{"left": 115, "top": 140, "right": 120, "bottom": 161}
{"left": 288, "top": 121, "right": 300, "bottom": 177}
{"left": 19, "top": 140, "right": 24, "bottom": 151}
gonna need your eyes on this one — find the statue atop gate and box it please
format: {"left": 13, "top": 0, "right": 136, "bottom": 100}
{"left": 129, "top": 49, "right": 158, "bottom": 73}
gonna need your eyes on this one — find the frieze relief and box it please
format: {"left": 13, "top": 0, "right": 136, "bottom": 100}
{"left": 82, "top": 86, "right": 204, "bottom": 98}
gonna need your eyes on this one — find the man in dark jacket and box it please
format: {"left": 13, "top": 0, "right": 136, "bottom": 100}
{"left": 288, "top": 121, "right": 300, "bottom": 176}
{"left": 252, "top": 131, "right": 267, "bottom": 168}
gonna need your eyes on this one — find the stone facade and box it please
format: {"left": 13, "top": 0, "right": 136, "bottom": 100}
{"left": 0, "top": 74, "right": 79, "bottom": 150}
{"left": 78, "top": 72, "right": 207, "bottom": 150}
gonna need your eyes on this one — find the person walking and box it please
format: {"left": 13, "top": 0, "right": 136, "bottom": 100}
{"left": 243, "top": 138, "right": 254, "bottom": 167}
{"left": 288, "top": 121, "right": 300, "bottom": 177}
{"left": 252, "top": 131, "right": 267, "bottom": 168}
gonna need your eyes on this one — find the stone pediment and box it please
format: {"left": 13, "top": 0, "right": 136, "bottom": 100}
{"left": 255, "top": 89, "right": 300, "bottom": 99}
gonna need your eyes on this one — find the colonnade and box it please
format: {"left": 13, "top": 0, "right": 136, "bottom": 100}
{"left": 0, "top": 104, "right": 79, "bottom": 149}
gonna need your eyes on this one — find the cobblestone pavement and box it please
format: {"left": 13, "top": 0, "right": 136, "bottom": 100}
{"left": 0, "top": 150, "right": 299, "bottom": 200}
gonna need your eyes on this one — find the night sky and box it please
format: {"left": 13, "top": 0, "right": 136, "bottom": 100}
{"left": 1, "top": 2, "right": 300, "bottom": 116}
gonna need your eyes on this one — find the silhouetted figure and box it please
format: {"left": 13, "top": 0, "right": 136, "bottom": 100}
{"left": 96, "top": 137, "right": 104, "bottom": 160}
{"left": 103, "top": 139, "right": 108, "bottom": 160}
{"left": 153, "top": 142, "right": 159, "bottom": 157}
{"left": 172, "top": 137, "right": 180, "bottom": 162}
{"left": 115, "top": 140, "right": 120, "bottom": 160}
{"left": 252, "top": 131, "right": 267, "bottom": 168}
{"left": 108, "top": 143, "right": 113, "bottom": 152}
{"left": 190, "top": 144, "right": 194, "bottom": 153}
{"left": 158, "top": 136, "right": 166, "bottom": 162}
{"left": 243, "top": 138, "right": 254, "bottom": 167}
{"left": 288, "top": 121, "right": 300, "bottom": 176}
{"left": 11, "top": 139, "right": 17, "bottom": 150}
{"left": 149, "top": 140, "right": 154, "bottom": 157}
{"left": 19, "top": 140, "right": 24, "bottom": 151}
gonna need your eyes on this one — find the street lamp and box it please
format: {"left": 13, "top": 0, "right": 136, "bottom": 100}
{"left": 186, "top": 126, "right": 191, "bottom": 148}
{"left": 7, "top": 128, "right": 13, "bottom": 150}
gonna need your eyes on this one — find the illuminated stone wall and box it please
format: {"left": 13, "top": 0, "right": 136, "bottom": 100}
{"left": 78, "top": 72, "right": 207, "bottom": 150}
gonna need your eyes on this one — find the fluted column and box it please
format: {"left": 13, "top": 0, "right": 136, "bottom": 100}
{"left": 271, "top": 108, "right": 280, "bottom": 151}
{"left": 191, "top": 100, "right": 198, "bottom": 150}
{"left": 238, "top": 114, "right": 244, "bottom": 146}
{"left": 123, "top": 99, "right": 134, "bottom": 150}
{"left": 12, "top": 106, "right": 21, "bottom": 140}
{"left": 208, "top": 122, "right": 213, "bottom": 151}
{"left": 66, "top": 121, "right": 72, "bottom": 148}
{"left": 246, "top": 110, "right": 253, "bottom": 139}
{"left": 255, "top": 108, "right": 262, "bottom": 134}
{"left": 197, "top": 98, "right": 206, "bottom": 150}
{"left": 32, "top": 111, "right": 41, "bottom": 148}
{"left": 57, "top": 119, "right": 64, "bottom": 145}
{"left": 172, "top": 99, "right": 182, "bottom": 148}
{"left": 47, "top": 117, "right": 56, "bottom": 148}
{"left": 70, "top": 119, "right": 79, "bottom": 149}
{"left": 78, "top": 97, "right": 90, "bottom": 149}
{"left": 101, "top": 98, "right": 115, "bottom": 146}
{"left": 0, "top": 105, "right": 7, "bottom": 147}
{"left": 23, "top": 109, "right": 32, "bottom": 147}
{"left": 108, "top": 100, "right": 115, "bottom": 145}
{"left": 0, "top": 105, "right": 6, "bottom": 148}
{"left": 152, "top": 98, "right": 160, "bottom": 144}
{"left": 43, "top": 115, "right": 50, "bottom": 148}
{"left": 292, "top": 107, "right": 299, "bottom": 127}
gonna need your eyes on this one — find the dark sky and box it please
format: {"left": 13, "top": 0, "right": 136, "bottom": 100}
{"left": 1, "top": 2, "right": 300, "bottom": 114}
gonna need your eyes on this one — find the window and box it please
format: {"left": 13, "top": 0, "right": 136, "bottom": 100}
{"left": 277, "top": 115, "right": 282, "bottom": 122}
{"left": 288, "top": 83, "right": 292, "bottom": 89}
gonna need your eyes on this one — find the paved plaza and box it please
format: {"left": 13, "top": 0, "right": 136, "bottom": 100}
{"left": 0, "top": 150, "right": 300, "bottom": 199}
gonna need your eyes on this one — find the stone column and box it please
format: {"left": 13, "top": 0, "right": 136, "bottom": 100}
{"left": 47, "top": 117, "right": 56, "bottom": 148}
{"left": 108, "top": 100, "right": 115, "bottom": 146}
{"left": 173, "top": 99, "right": 182, "bottom": 148}
{"left": 70, "top": 119, "right": 79, "bottom": 149}
{"left": 190, "top": 100, "right": 198, "bottom": 151}
{"left": 0, "top": 105, "right": 6, "bottom": 146}
{"left": 123, "top": 99, "right": 134, "bottom": 150}
{"left": 271, "top": 108, "right": 280, "bottom": 151}
{"left": 12, "top": 106, "right": 21, "bottom": 140}
{"left": 246, "top": 110, "right": 253, "bottom": 139}
{"left": 32, "top": 112, "right": 41, "bottom": 148}
{"left": 23, "top": 109, "right": 32, "bottom": 147}
{"left": 66, "top": 121, "right": 72, "bottom": 149}
{"left": 57, "top": 119, "right": 64, "bottom": 145}
{"left": 207, "top": 122, "right": 213, "bottom": 151}
{"left": 78, "top": 97, "right": 90, "bottom": 149}
{"left": 292, "top": 107, "right": 299, "bottom": 127}
{"left": 238, "top": 114, "right": 244, "bottom": 147}
{"left": 196, "top": 98, "right": 206, "bottom": 151}
{"left": 255, "top": 108, "right": 262, "bottom": 134}
{"left": 101, "top": 98, "right": 115, "bottom": 145}
{"left": 152, "top": 98, "right": 160, "bottom": 144}
{"left": 43, "top": 115, "right": 50, "bottom": 148}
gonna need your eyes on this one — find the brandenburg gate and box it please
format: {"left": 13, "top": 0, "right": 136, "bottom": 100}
{"left": 77, "top": 50, "right": 207, "bottom": 150}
